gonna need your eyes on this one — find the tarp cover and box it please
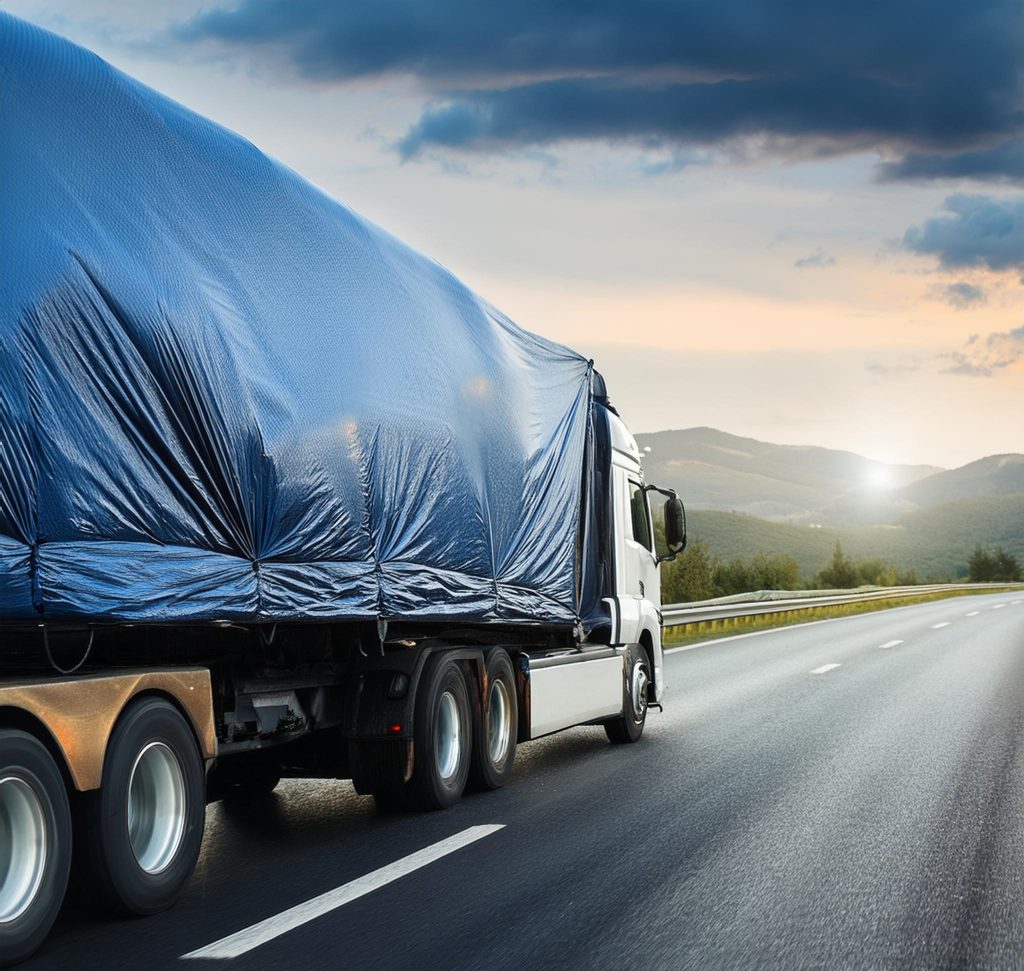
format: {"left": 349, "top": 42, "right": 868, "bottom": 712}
{"left": 0, "top": 14, "right": 594, "bottom": 626}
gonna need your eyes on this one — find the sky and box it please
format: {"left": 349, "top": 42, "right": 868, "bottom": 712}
{"left": 3, "top": 0, "right": 1023, "bottom": 468}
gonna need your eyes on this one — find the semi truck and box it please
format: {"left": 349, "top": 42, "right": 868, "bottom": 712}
{"left": 0, "top": 14, "right": 686, "bottom": 966}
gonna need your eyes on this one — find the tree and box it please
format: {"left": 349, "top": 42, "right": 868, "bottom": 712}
{"left": 816, "top": 541, "right": 858, "bottom": 589}
{"left": 968, "top": 546, "right": 995, "bottom": 581}
{"left": 970, "top": 546, "right": 1022, "bottom": 582}
{"left": 993, "top": 548, "right": 1023, "bottom": 582}
{"left": 661, "top": 538, "right": 716, "bottom": 603}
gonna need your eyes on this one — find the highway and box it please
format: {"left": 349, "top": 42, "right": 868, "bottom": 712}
{"left": 28, "top": 592, "right": 1024, "bottom": 970}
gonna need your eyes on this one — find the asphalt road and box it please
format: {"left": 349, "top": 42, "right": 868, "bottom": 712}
{"left": 28, "top": 591, "right": 1024, "bottom": 970}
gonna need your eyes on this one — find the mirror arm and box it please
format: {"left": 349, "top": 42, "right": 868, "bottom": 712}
{"left": 643, "top": 484, "right": 678, "bottom": 500}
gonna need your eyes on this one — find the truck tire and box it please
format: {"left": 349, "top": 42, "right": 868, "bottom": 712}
{"left": 408, "top": 654, "right": 472, "bottom": 810}
{"left": 81, "top": 697, "right": 204, "bottom": 915}
{"left": 0, "top": 730, "right": 72, "bottom": 968}
{"left": 469, "top": 650, "right": 518, "bottom": 790}
{"left": 604, "top": 646, "right": 650, "bottom": 745}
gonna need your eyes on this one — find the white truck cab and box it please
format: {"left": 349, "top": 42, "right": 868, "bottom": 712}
{"left": 604, "top": 411, "right": 669, "bottom": 703}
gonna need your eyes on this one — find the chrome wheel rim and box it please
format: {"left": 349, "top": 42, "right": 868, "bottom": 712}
{"left": 435, "top": 691, "right": 462, "bottom": 783}
{"left": 0, "top": 776, "right": 48, "bottom": 923}
{"left": 631, "top": 662, "right": 649, "bottom": 723}
{"left": 487, "top": 679, "right": 512, "bottom": 765}
{"left": 127, "top": 742, "right": 186, "bottom": 875}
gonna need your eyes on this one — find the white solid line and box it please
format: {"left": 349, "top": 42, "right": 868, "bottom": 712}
{"left": 880, "top": 640, "right": 903, "bottom": 649}
{"left": 811, "top": 663, "right": 840, "bottom": 674}
{"left": 966, "top": 611, "right": 980, "bottom": 617}
{"left": 182, "top": 825, "right": 505, "bottom": 960}
{"left": 931, "top": 622, "right": 951, "bottom": 629}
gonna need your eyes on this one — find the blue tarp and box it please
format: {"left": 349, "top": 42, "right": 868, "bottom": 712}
{"left": 0, "top": 14, "right": 594, "bottom": 626}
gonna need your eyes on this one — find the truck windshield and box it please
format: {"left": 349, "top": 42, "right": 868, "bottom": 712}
{"left": 629, "top": 481, "right": 652, "bottom": 552}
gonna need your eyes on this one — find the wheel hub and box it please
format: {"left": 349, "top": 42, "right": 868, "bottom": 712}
{"left": 127, "top": 741, "right": 186, "bottom": 875}
{"left": 0, "top": 775, "right": 48, "bottom": 924}
{"left": 435, "top": 691, "right": 462, "bottom": 783}
{"left": 487, "top": 679, "right": 511, "bottom": 765}
{"left": 631, "top": 662, "right": 649, "bottom": 722}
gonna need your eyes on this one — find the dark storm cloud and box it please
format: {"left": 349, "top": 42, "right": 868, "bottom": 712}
{"left": 171, "top": 0, "right": 1024, "bottom": 174}
{"left": 942, "top": 325, "right": 1024, "bottom": 376}
{"left": 881, "top": 139, "right": 1024, "bottom": 185}
{"left": 903, "top": 195, "right": 1024, "bottom": 277}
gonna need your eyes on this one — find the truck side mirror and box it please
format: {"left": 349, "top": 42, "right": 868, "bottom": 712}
{"left": 663, "top": 497, "right": 686, "bottom": 559}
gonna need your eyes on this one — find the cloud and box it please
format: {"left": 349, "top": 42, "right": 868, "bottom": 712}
{"left": 903, "top": 195, "right": 1024, "bottom": 279}
{"left": 939, "top": 282, "right": 987, "bottom": 309}
{"left": 794, "top": 247, "right": 836, "bottom": 269}
{"left": 169, "top": 0, "right": 1024, "bottom": 173}
{"left": 865, "top": 360, "right": 922, "bottom": 379}
{"left": 881, "top": 138, "right": 1024, "bottom": 185}
{"left": 942, "top": 325, "right": 1024, "bottom": 376}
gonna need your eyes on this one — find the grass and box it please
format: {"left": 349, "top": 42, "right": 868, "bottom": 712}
{"left": 662, "top": 585, "right": 1024, "bottom": 648}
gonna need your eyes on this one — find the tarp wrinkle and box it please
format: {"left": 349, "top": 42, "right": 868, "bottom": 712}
{"left": 0, "top": 13, "right": 593, "bottom": 627}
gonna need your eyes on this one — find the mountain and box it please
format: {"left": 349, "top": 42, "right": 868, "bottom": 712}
{"left": 636, "top": 427, "right": 942, "bottom": 524}
{"left": 896, "top": 454, "right": 1024, "bottom": 506}
{"left": 638, "top": 427, "right": 1024, "bottom": 580}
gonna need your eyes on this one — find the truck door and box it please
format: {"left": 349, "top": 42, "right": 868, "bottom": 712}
{"left": 627, "top": 479, "right": 661, "bottom": 613}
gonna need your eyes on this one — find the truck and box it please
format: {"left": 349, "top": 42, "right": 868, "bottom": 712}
{"left": 0, "top": 14, "right": 686, "bottom": 966}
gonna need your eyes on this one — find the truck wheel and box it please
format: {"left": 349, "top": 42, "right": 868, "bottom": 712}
{"left": 81, "top": 697, "right": 204, "bottom": 915}
{"left": 408, "top": 655, "right": 472, "bottom": 810}
{"left": 469, "top": 650, "right": 518, "bottom": 790}
{"left": 0, "top": 730, "right": 71, "bottom": 968}
{"left": 604, "top": 647, "right": 650, "bottom": 745}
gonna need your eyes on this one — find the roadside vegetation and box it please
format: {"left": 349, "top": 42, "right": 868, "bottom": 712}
{"left": 659, "top": 537, "right": 1022, "bottom": 604}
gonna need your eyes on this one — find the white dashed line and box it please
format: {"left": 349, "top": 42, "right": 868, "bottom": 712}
{"left": 811, "top": 664, "right": 840, "bottom": 675}
{"left": 966, "top": 611, "right": 980, "bottom": 617}
{"left": 880, "top": 640, "right": 903, "bottom": 649}
{"left": 992, "top": 603, "right": 1007, "bottom": 609}
{"left": 931, "top": 622, "right": 951, "bottom": 629}
{"left": 182, "top": 825, "right": 505, "bottom": 960}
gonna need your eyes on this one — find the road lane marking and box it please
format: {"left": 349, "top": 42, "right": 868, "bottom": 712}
{"left": 880, "top": 640, "right": 903, "bottom": 649}
{"left": 931, "top": 622, "right": 951, "bottom": 629}
{"left": 181, "top": 825, "right": 505, "bottom": 960}
{"left": 811, "top": 664, "right": 840, "bottom": 674}
{"left": 993, "top": 603, "right": 1007, "bottom": 609}
{"left": 966, "top": 611, "right": 980, "bottom": 617}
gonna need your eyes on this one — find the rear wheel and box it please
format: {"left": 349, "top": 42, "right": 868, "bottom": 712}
{"left": 407, "top": 655, "right": 472, "bottom": 810}
{"left": 0, "top": 730, "right": 71, "bottom": 968}
{"left": 469, "top": 650, "right": 518, "bottom": 790}
{"left": 605, "top": 646, "right": 650, "bottom": 744}
{"left": 80, "top": 697, "right": 205, "bottom": 915}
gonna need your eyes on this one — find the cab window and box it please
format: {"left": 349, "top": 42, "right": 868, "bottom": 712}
{"left": 629, "top": 481, "right": 652, "bottom": 551}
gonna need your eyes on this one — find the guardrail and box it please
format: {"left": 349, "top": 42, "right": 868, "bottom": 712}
{"left": 661, "top": 582, "right": 1024, "bottom": 627}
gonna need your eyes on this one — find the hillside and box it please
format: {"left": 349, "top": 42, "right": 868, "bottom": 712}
{"left": 638, "top": 427, "right": 1024, "bottom": 528}
{"left": 637, "top": 427, "right": 941, "bottom": 523}
{"left": 897, "top": 454, "right": 1024, "bottom": 506}
{"left": 688, "top": 493, "right": 1024, "bottom": 581}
